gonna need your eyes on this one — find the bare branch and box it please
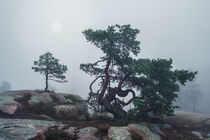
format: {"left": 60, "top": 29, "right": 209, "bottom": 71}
{"left": 118, "top": 73, "right": 130, "bottom": 91}
{"left": 121, "top": 89, "right": 136, "bottom": 106}
{"left": 89, "top": 75, "right": 106, "bottom": 93}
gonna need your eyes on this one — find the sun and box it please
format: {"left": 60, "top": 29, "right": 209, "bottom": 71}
{"left": 51, "top": 22, "right": 62, "bottom": 33}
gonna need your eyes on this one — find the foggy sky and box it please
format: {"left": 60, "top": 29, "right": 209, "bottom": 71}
{"left": 0, "top": 0, "right": 210, "bottom": 114}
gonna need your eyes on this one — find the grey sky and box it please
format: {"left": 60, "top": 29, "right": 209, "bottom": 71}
{"left": 0, "top": 0, "right": 210, "bottom": 113}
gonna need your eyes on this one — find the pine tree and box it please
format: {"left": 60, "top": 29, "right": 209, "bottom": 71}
{"left": 32, "top": 52, "right": 68, "bottom": 91}
{"left": 81, "top": 24, "right": 197, "bottom": 118}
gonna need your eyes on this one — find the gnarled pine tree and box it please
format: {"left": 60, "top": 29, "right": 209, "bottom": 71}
{"left": 81, "top": 24, "right": 197, "bottom": 118}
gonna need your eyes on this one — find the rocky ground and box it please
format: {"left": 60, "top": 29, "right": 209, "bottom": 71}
{"left": 0, "top": 90, "right": 210, "bottom": 140}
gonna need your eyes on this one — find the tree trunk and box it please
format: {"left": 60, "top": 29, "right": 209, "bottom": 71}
{"left": 98, "top": 59, "right": 111, "bottom": 105}
{"left": 45, "top": 74, "right": 48, "bottom": 91}
{"left": 102, "top": 87, "right": 127, "bottom": 118}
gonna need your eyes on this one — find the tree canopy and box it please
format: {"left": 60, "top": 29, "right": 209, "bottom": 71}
{"left": 32, "top": 52, "right": 68, "bottom": 91}
{"left": 81, "top": 24, "right": 197, "bottom": 118}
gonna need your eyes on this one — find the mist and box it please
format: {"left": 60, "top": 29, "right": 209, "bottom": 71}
{"left": 0, "top": 0, "right": 210, "bottom": 115}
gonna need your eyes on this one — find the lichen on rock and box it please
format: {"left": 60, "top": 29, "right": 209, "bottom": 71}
{"left": 0, "top": 96, "right": 23, "bottom": 114}
{"left": 108, "top": 127, "right": 132, "bottom": 140}
{"left": 28, "top": 92, "right": 53, "bottom": 105}
{"left": 0, "top": 118, "right": 63, "bottom": 140}
{"left": 54, "top": 104, "right": 89, "bottom": 120}
{"left": 128, "top": 123, "right": 160, "bottom": 140}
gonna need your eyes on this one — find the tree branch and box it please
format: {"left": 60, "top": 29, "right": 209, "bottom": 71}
{"left": 121, "top": 89, "right": 136, "bottom": 106}
{"left": 48, "top": 78, "right": 67, "bottom": 83}
{"left": 89, "top": 75, "right": 106, "bottom": 93}
{"left": 118, "top": 73, "right": 130, "bottom": 91}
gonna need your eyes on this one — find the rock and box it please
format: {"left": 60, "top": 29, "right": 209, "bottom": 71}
{"left": 108, "top": 127, "right": 132, "bottom": 140}
{"left": 0, "top": 91, "right": 23, "bottom": 99}
{"left": 50, "top": 93, "right": 73, "bottom": 104}
{"left": 0, "top": 96, "right": 23, "bottom": 114}
{"left": 192, "top": 131, "right": 204, "bottom": 139}
{"left": 0, "top": 90, "right": 89, "bottom": 121}
{"left": 0, "top": 90, "right": 38, "bottom": 114}
{"left": 79, "top": 127, "right": 98, "bottom": 135}
{"left": 0, "top": 118, "right": 62, "bottom": 140}
{"left": 28, "top": 92, "right": 53, "bottom": 105}
{"left": 165, "top": 111, "right": 210, "bottom": 128}
{"left": 54, "top": 104, "right": 89, "bottom": 120}
{"left": 158, "top": 123, "right": 172, "bottom": 130}
{"left": 0, "top": 90, "right": 32, "bottom": 98}
{"left": 64, "top": 94, "right": 84, "bottom": 102}
{"left": 128, "top": 123, "right": 160, "bottom": 140}
{"left": 148, "top": 123, "right": 165, "bottom": 136}
{"left": 78, "top": 127, "right": 99, "bottom": 140}
{"left": 207, "top": 133, "right": 210, "bottom": 137}
{"left": 65, "top": 127, "right": 76, "bottom": 135}
{"left": 34, "top": 132, "right": 46, "bottom": 140}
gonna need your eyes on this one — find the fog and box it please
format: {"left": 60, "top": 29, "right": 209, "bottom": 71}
{"left": 0, "top": 0, "right": 210, "bottom": 114}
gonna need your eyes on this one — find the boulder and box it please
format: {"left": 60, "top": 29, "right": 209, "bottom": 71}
{"left": 0, "top": 118, "right": 63, "bottom": 140}
{"left": 128, "top": 123, "right": 160, "bottom": 140}
{"left": 78, "top": 127, "right": 99, "bottom": 140}
{"left": 0, "top": 90, "right": 89, "bottom": 121}
{"left": 65, "top": 127, "right": 76, "bottom": 135}
{"left": 0, "top": 90, "right": 35, "bottom": 98}
{"left": 192, "top": 131, "right": 203, "bottom": 139}
{"left": 108, "top": 127, "right": 132, "bottom": 140}
{"left": 79, "top": 127, "right": 98, "bottom": 135}
{"left": 0, "top": 96, "right": 23, "bottom": 114}
{"left": 165, "top": 111, "right": 210, "bottom": 128}
{"left": 157, "top": 123, "right": 172, "bottom": 130}
{"left": 54, "top": 104, "right": 89, "bottom": 120}
{"left": 50, "top": 93, "right": 73, "bottom": 104}
{"left": 148, "top": 123, "right": 165, "bottom": 136}
{"left": 28, "top": 92, "right": 53, "bottom": 105}
{"left": 207, "top": 133, "right": 210, "bottom": 137}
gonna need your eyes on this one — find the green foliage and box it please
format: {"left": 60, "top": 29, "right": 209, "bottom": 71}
{"left": 30, "top": 102, "right": 56, "bottom": 117}
{"left": 65, "top": 95, "right": 83, "bottom": 104}
{"left": 81, "top": 24, "right": 140, "bottom": 77}
{"left": 130, "top": 58, "right": 197, "bottom": 117}
{"left": 81, "top": 24, "right": 197, "bottom": 118}
{"left": 32, "top": 52, "right": 67, "bottom": 91}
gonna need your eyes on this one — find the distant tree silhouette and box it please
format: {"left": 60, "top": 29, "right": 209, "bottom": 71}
{"left": 0, "top": 81, "right": 11, "bottom": 93}
{"left": 32, "top": 52, "right": 68, "bottom": 91}
{"left": 176, "top": 81, "right": 202, "bottom": 112}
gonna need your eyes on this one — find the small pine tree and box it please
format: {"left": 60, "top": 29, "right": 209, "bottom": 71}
{"left": 32, "top": 52, "right": 68, "bottom": 91}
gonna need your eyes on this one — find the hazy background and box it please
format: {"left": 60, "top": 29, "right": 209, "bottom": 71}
{"left": 0, "top": 0, "right": 209, "bottom": 114}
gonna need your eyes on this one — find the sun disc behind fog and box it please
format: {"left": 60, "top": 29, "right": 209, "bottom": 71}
{"left": 51, "top": 22, "right": 62, "bottom": 33}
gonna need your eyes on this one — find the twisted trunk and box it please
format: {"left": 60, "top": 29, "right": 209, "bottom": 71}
{"left": 103, "top": 87, "right": 127, "bottom": 118}
{"left": 100, "top": 74, "right": 136, "bottom": 118}
{"left": 98, "top": 59, "right": 111, "bottom": 105}
{"left": 88, "top": 61, "right": 136, "bottom": 118}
